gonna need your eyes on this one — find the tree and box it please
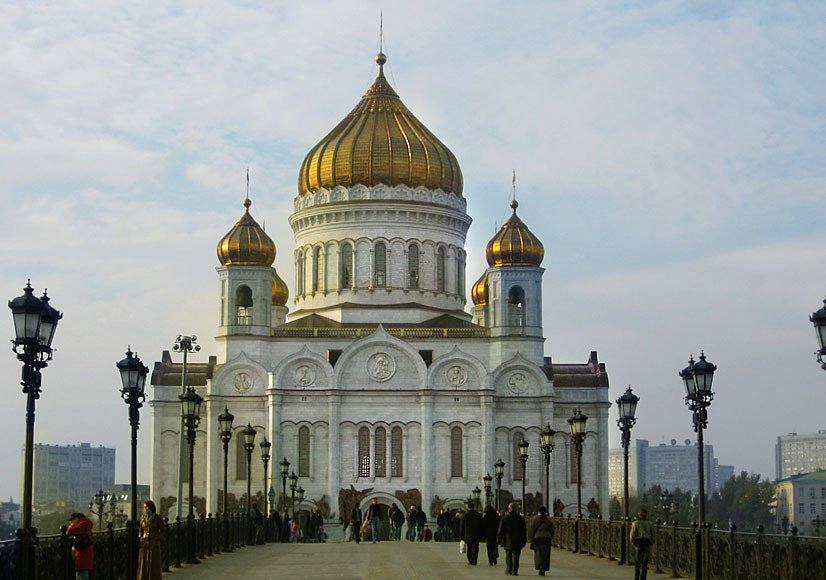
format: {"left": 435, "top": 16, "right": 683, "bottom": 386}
{"left": 706, "top": 471, "right": 774, "bottom": 531}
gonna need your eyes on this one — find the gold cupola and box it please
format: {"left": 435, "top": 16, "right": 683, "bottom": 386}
{"left": 298, "top": 52, "right": 463, "bottom": 195}
{"left": 471, "top": 272, "right": 489, "bottom": 306}
{"left": 485, "top": 200, "right": 544, "bottom": 267}
{"left": 217, "top": 198, "right": 276, "bottom": 266}
{"left": 272, "top": 273, "right": 289, "bottom": 306}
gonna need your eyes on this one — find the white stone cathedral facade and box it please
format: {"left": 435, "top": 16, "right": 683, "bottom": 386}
{"left": 149, "top": 52, "right": 611, "bottom": 523}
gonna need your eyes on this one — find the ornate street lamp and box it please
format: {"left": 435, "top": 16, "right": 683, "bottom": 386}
{"left": 539, "top": 424, "right": 556, "bottom": 512}
{"left": 811, "top": 297, "right": 826, "bottom": 370}
{"left": 616, "top": 385, "right": 639, "bottom": 566}
{"left": 89, "top": 489, "right": 108, "bottom": 530}
{"left": 494, "top": 459, "right": 505, "bottom": 512}
{"left": 173, "top": 335, "right": 200, "bottom": 520}
{"left": 483, "top": 473, "right": 493, "bottom": 508}
{"left": 658, "top": 489, "right": 673, "bottom": 523}
{"left": 9, "top": 281, "right": 61, "bottom": 580}
{"left": 279, "top": 457, "right": 291, "bottom": 513}
{"left": 117, "top": 347, "right": 149, "bottom": 525}
{"left": 518, "top": 439, "right": 530, "bottom": 513}
{"left": 289, "top": 471, "right": 299, "bottom": 518}
{"left": 569, "top": 407, "right": 587, "bottom": 554}
{"left": 472, "top": 486, "right": 482, "bottom": 510}
{"left": 242, "top": 423, "right": 257, "bottom": 541}
{"left": 179, "top": 385, "right": 203, "bottom": 564}
{"left": 218, "top": 407, "right": 235, "bottom": 516}
{"left": 260, "top": 437, "right": 272, "bottom": 522}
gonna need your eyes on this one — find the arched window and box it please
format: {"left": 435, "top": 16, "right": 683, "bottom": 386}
{"left": 391, "top": 426, "right": 403, "bottom": 477}
{"left": 408, "top": 244, "right": 420, "bottom": 288}
{"left": 235, "top": 285, "right": 253, "bottom": 325}
{"left": 358, "top": 427, "right": 370, "bottom": 477}
{"left": 450, "top": 426, "right": 463, "bottom": 478}
{"left": 374, "top": 243, "right": 386, "bottom": 288}
{"left": 236, "top": 434, "right": 248, "bottom": 480}
{"left": 457, "top": 252, "right": 465, "bottom": 297}
{"left": 312, "top": 247, "right": 322, "bottom": 292}
{"left": 513, "top": 432, "right": 526, "bottom": 480}
{"left": 298, "top": 426, "right": 310, "bottom": 477}
{"left": 436, "top": 248, "right": 446, "bottom": 292}
{"left": 297, "top": 251, "right": 306, "bottom": 295}
{"left": 340, "top": 243, "right": 353, "bottom": 288}
{"left": 508, "top": 285, "right": 525, "bottom": 326}
{"left": 375, "top": 427, "right": 387, "bottom": 477}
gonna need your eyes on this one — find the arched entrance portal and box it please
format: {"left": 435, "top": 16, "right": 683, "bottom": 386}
{"left": 356, "top": 493, "right": 406, "bottom": 541}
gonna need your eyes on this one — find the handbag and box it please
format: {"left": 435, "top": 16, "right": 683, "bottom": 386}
{"left": 459, "top": 539, "right": 467, "bottom": 554}
{"left": 73, "top": 535, "right": 93, "bottom": 550}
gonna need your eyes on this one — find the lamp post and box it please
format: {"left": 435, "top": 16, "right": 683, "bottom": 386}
{"left": 242, "top": 423, "right": 257, "bottom": 541}
{"left": 117, "top": 347, "right": 149, "bottom": 525}
{"left": 179, "top": 385, "right": 203, "bottom": 564}
{"left": 472, "top": 486, "right": 482, "bottom": 510}
{"left": 679, "top": 351, "right": 716, "bottom": 580}
{"left": 518, "top": 439, "right": 530, "bottom": 513}
{"left": 9, "top": 281, "right": 61, "bottom": 580}
{"left": 218, "top": 407, "right": 235, "bottom": 515}
{"left": 260, "top": 437, "right": 271, "bottom": 525}
{"left": 483, "top": 473, "right": 493, "bottom": 508}
{"left": 811, "top": 297, "right": 826, "bottom": 370}
{"left": 658, "top": 489, "right": 673, "bottom": 523}
{"left": 89, "top": 489, "right": 108, "bottom": 529}
{"left": 494, "top": 459, "right": 505, "bottom": 512}
{"left": 280, "top": 458, "right": 291, "bottom": 513}
{"left": 173, "top": 335, "right": 200, "bottom": 520}
{"left": 569, "top": 407, "right": 588, "bottom": 553}
{"left": 616, "top": 385, "right": 639, "bottom": 566}
{"left": 539, "top": 424, "right": 556, "bottom": 511}
{"left": 289, "top": 471, "right": 299, "bottom": 518}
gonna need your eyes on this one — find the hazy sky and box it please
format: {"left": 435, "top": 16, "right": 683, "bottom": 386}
{"left": 1, "top": 1, "right": 825, "bottom": 503}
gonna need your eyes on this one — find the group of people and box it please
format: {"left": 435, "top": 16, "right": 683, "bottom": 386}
{"left": 459, "top": 501, "right": 553, "bottom": 576}
{"left": 65, "top": 499, "right": 164, "bottom": 580}
{"left": 347, "top": 499, "right": 430, "bottom": 543}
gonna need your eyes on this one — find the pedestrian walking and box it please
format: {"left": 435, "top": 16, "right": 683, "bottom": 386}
{"left": 137, "top": 500, "right": 165, "bottom": 580}
{"left": 630, "top": 508, "right": 654, "bottom": 580}
{"left": 497, "top": 502, "right": 527, "bottom": 576}
{"left": 482, "top": 504, "right": 501, "bottom": 565}
{"left": 351, "top": 504, "right": 363, "bottom": 544}
{"left": 459, "top": 501, "right": 484, "bottom": 565}
{"left": 392, "top": 504, "right": 405, "bottom": 541}
{"left": 527, "top": 505, "right": 554, "bottom": 576}
{"left": 65, "top": 512, "right": 94, "bottom": 580}
{"left": 416, "top": 505, "right": 427, "bottom": 541}
{"left": 406, "top": 506, "right": 417, "bottom": 541}
{"left": 366, "top": 498, "right": 382, "bottom": 543}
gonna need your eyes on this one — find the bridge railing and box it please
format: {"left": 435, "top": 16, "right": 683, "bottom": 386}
{"left": 552, "top": 515, "right": 826, "bottom": 580}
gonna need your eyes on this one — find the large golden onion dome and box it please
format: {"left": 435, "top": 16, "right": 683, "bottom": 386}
{"left": 217, "top": 198, "right": 276, "bottom": 266}
{"left": 298, "top": 52, "right": 463, "bottom": 195}
{"left": 272, "top": 273, "right": 289, "bottom": 306}
{"left": 485, "top": 200, "right": 544, "bottom": 267}
{"left": 471, "top": 272, "right": 489, "bottom": 306}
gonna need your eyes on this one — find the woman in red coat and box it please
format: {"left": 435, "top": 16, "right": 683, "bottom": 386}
{"left": 65, "top": 512, "right": 94, "bottom": 580}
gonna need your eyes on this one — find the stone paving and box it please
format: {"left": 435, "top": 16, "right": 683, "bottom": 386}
{"left": 165, "top": 540, "right": 671, "bottom": 579}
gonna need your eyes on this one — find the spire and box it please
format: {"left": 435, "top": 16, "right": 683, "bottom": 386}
{"left": 244, "top": 168, "right": 251, "bottom": 211}
{"left": 511, "top": 170, "right": 518, "bottom": 212}
{"left": 376, "top": 12, "right": 387, "bottom": 74}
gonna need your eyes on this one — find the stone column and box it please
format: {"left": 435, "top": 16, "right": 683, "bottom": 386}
{"left": 328, "top": 393, "right": 340, "bottom": 514}
{"left": 421, "top": 394, "right": 433, "bottom": 516}
{"left": 481, "top": 393, "right": 495, "bottom": 480}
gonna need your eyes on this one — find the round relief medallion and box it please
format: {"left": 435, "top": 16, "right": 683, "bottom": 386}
{"left": 507, "top": 372, "right": 528, "bottom": 394}
{"left": 367, "top": 352, "right": 396, "bottom": 382}
{"left": 446, "top": 365, "right": 467, "bottom": 388}
{"left": 234, "top": 371, "right": 253, "bottom": 393}
{"left": 295, "top": 364, "right": 316, "bottom": 387}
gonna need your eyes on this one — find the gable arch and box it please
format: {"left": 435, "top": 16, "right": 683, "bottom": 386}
{"left": 334, "top": 325, "right": 428, "bottom": 390}
{"left": 273, "top": 345, "right": 333, "bottom": 389}
{"left": 211, "top": 352, "right": 269, "bottom": 396}
{"left": 429, "top": 347, "right": 488, "bottom": 390}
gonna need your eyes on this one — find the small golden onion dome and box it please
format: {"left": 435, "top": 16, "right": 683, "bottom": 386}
{"left": 485, "top": 200, "right": 545, "bottom": 267}
{"left": 471, "top": 272, "right": 489, "bottom": 306}
{"left": 298, "top": 52, "right": 463, "bottom": 195}
{"left": 217, "top": 198, "right": 276, "bottom": 266}
{"left": 272, "top": 273, "right": 289, "bottom": 306}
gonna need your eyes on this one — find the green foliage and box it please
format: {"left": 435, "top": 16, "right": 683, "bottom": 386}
{"left": 706, "top": 471, "right": 775, "bottom": 532}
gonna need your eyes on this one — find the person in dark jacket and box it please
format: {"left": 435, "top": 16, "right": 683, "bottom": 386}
{"left": 497, "top": 502, "right": 527, "bottom": 576}
{"left": 366, "top": 498, "right": 382, "bottom": 543}
{"left": 392, "top": 505, "right": 405, "bottom": 541}
{"left": 416, "top": 505, "right": 427, "bottom": 541}
{"left": 482, "top": 505, "right": 501, "bottom": 565}
{"left": 459, "top": 501, "right": 484, "bottom": 565}
{"left": 527, "top": 505, "right": 554, "bottom": 576}
{"left": 351, "top": 504, "right": 363, "bottom": 544}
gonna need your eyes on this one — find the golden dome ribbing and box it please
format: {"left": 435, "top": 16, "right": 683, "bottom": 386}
{"left": 217, "top": 198, "right": 276, "bottom": 266}
{"left": 272, "top": 273, "right": 289, "bottom": 306}
{"left": 485, "top": 200, "right": 544, "bottom": 267}
{"left": 298, "top": 53, "right": 463, "bottom": 195}
{"left": 471, "top": 272, "right": 489, "bottom": 306}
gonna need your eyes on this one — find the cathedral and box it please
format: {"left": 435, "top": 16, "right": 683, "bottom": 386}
{"left": 149, "top": 51, "right": 611, "bottom": 523}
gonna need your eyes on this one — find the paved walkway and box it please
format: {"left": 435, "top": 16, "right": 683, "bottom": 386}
{"left": 164, "top": 541, "right": 670, "bottom": 579}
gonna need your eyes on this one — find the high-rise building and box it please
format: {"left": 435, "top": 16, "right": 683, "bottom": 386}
{"left": 24, "top": 442, "right": 115, "bottom": 506}
{"left": 149, "top": 51, "right": 613, "bottom": 521}
{"left": 775, "top": 431, "right": 826, "bottom": 481}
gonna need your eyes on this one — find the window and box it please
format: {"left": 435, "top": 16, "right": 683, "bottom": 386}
{"left": 391, "top": 427, "right": 403, "bottom": 477}
{"left": 436, "top": 248, "right": 446, "bottom": 291}
{"left": 235, "top": 285, "right": 253, "bottom": 325}
{"left": 457, "top": 253, "right": 465, "bottom": 297}
{"left": 408, "top": 244, "right": 419, "bottom": 288}
{"left": 298, "top": 426, "right": 310, "bottom": 477}
{"left": 508, "top": 286, "right": 525, "bottom": 326}
{"left": 375, "top": 427, "right": 387, "bottom": 477}
{"left": 800, "top": 503, "right": 805, "bottom": 514}
{"left": 513, "top": 432, "right": 526, "bottom": 480}
{"left": 312, "top": 247, "right": 322, "bottom": 292}
{"left": 297, "top": 252, "right": 306, "bottom": 295}
{"left": 340, "top": 243, "right": 353, "bottom": 288}
{"left": 813, "top": 488, "right": 817, "bottom": 499}
{"left": 450, "top": 427, "right": 463, "bottom": 478}
{"left": 374, "top": 243, "right": 386, "bottom": 288}
{"left": 358, "top": 427, "right": 370, "bottom": 477}
{"left": 812, "top": 503, "right": 817, "bottom": 514}
{"left": 236, "top": 435, "right": 248, "bottom": 480}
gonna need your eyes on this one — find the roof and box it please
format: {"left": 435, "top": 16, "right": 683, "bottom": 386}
{"left": 545, "top": 351, "right": 610, "bottom": 389}
{"left": 151, "top": 350, "right": 218, "bottom": 387}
